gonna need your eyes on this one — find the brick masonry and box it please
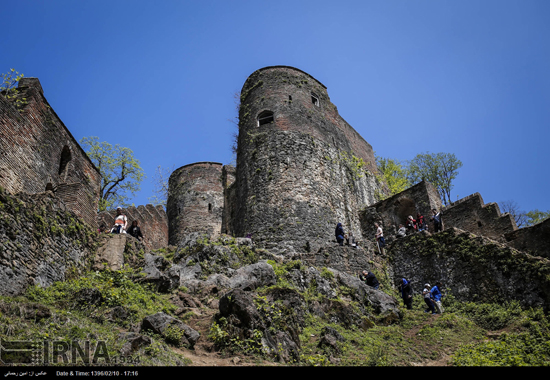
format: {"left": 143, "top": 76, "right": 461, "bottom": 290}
{"left": 441, "top": 193, "right": 517, "bottom": 243}
{"left": 0, "top": 78, "right": 101, "bottom": 227}
{"left": 166, "top": 162, "right": 227, "bottom": 246}
{"left": 232, "top": 66, "right": 384, "bottom": 254}
{"left": 97, "top": 204, "right": 168, "bottom": 250}
{"left": 360, "top": 181, "right": 443, "bottom": 240}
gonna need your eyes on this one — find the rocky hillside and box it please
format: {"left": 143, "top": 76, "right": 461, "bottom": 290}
{"left": 1, "top": 188, "right": 549, "bottom": 367}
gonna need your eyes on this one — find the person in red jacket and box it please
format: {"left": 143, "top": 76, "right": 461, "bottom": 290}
{"left": 416, "top": 213, "right": 426, "bottom": 231}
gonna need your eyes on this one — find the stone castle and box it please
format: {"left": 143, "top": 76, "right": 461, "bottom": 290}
{"left": 1, "top": 66, "right": 549, "bottom": 264}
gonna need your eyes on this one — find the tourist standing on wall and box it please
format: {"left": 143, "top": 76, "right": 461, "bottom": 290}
{"left": 416, "top": 213, "right": 426, "bottom": 231}
{"left": 335, "top": 223, "right": 345, "bottom": 246}
{"left": 374, "top": 222, "right": 385, "bottom": 253}
{"left": 111, "top": 207, "right": 128, "bottom": 234}
{"left": 127, "top": 220, "right": 144, "bottom": 241}
{"left": 431, "top": 209, "right": 442, "bottom": 232}
{"left": 406, "top": 215, "right": 417, "bottom": 233}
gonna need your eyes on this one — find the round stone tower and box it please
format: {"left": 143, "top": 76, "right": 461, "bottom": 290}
{"left": 167, "top": 162, "right": 224, "bottom": 246}
{"left": 234, "top": 66, "right": 384, "bottom": 253}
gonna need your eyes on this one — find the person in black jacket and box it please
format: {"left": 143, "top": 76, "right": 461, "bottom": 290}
{"left": 360, "top": 270, "right": 380, "bottom": 290}
{"left": 398, "top": 278, "right": 413, "bottom": 310}
{"left": 127, "top": 220, "right": 144, "bottom": 241}
{"left": 335, "top": 223, "right": 345, "bottom": 246}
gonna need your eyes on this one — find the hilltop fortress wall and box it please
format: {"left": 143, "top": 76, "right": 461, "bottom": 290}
{"left": 167, "top": 66, "right": 549, "bottom": 259}
{"left": 232, "top": 66, "right": 384, "bottom": 253}
{"left": 0, "top": 78, "right": 101, "bottom": 227}
{"left": 168, "top": 66, "right": 385, "bottom": 252}
{"left": 1, "top": 68, "right": 548, "bottom": 275}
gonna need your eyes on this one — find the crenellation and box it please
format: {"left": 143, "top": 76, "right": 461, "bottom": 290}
{"left": 441, "top": 193, "right": 517, "bottom": 242}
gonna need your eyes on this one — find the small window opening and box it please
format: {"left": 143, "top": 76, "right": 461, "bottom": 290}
{"left": 311, "top": 93, "right": 319, "bottom": 107}
{"left": 208, "top": 203, "right": 212, "bottom": 213}
{"left": 288, "top": 95, "right": 292, "bottom": 101}
{"left": 58, "top": 145, "right": 72, "bottom": 176}
{"left": 477, "top": 221, "right": 483, "bottom": 228}
{"left": 258, "top": 110, "right": 274, "bottom": 126}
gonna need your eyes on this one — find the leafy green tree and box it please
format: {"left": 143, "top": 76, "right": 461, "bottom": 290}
{"left": 1, "top": 68, "right": 27, "bottom": 108}
{"left": 525, "top": 209, "right": 550, "bottom": 226}
{"left": 407, "top": 152, "right": 462, "bottom": 206}
{"left": 80, "top": 136, "right": 145, "bottom": 212}
{"left": 375, "top": 156, "right": 411, "bottom": 199}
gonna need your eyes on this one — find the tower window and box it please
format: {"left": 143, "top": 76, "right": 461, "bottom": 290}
{"left": 311, "top": 93, "right": 319, "bottom": 107}
{"left": 257, "top": 110, "right": 274, "bottom": 126}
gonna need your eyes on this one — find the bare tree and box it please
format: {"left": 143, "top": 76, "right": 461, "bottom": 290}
{"left": 499, "top": 200, "right": 528, "bottom": 228}
{"left": 148, "top": 165, "right": 174, "bottom": 209}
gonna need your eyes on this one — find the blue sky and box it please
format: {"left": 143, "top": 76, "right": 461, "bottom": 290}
{"left": 2, "top": 0, "right": 549, "bottom": 216}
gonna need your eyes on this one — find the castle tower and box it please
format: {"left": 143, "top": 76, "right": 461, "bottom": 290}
{"left": 234, "top": 66, "right": 384, "bottom": 253}
{"left": 166, "top": 162, "right": 225, "bottom": 245}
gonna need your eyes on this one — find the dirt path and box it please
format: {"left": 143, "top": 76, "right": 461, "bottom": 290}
{"left": 174, "top": 306, "right": 278, "bottom": 366}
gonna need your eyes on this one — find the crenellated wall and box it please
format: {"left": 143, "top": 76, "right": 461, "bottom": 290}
{"left": 97, "top": 204, "right": 168, "bottom": 250}
{"left": 441, "top": 193, "right": 517, "bottom": 242}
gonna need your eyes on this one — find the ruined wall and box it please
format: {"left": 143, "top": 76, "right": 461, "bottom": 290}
{"left": 97, "top": 204, "right": 168, "bottom": 250}
{"left": 504, "top": 218, "right": 550, "bottom": 259}
{"left": 166, "top": 162, "right": 225, "bottom": 246}
{"left": 360, "top": 181, "right": 442, "bottom": 240}
{"left": 441, "top": 193, "right": 517, "bottom": 242}
{"left": 0, "top": 188, "right": 97, "bottom": 296}
{"left": 234, "top": 66, "right": 383, "bottom": 254}
{"left": 0, "top": 78, "right": 101, "bottom": 227}
{"left": 389, "top": 228, "right": 550, "bottom": 311}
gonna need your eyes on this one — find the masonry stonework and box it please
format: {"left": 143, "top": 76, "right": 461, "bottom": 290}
{"left": 166, "top": 162, "right": 226, "bottom": 246}
{"left": 441, "top": 193, "right": 517, "bottom": 243}
{"left": 0, "top": 78, "right": 101, "bottom": 227}
{"left": 97, "top": 204, "right": 168, "bottom": 250}
{"left": 232, "top": 66, "right": 383, "bottom": 254}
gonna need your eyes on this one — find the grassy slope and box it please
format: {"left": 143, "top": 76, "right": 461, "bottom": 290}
{"left": 0, "top": 238, "right": 549, "bottom": 367}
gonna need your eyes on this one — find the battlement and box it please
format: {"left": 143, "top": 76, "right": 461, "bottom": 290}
{"left": 441, "top": 193, "right": 517, "bottom": 242}
{"left": 97, "top": 204, "right": 168, "bottom": 250}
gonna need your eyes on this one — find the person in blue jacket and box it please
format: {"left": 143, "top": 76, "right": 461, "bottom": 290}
{"left": 335, "top": 223, "right": 345, "bottom": 246}
{"left": 430, "top": 281, "right": 444, "bottom": 314}
{"left": 398, "top": 278, "right": 413, "bottom": 310}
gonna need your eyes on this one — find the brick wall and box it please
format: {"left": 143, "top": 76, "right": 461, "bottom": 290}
{"left": 504, "top": 218, "right": 550, "bottom": 259}
{"left": 97, "top": 204, "right": 168, "bottom": 250}
{"left": 441, "top": 193, "right": 517, "bottom": 242}
{"left": 0, "top": 78, "right": 101, "bottom": 227}
{"left": 234, "top": 66, "right": 384, "bottom": 254}
{"left": 360, "top": 181, "right": 443, "bottom": 239}
{"left": 166, "top": 162, "right": 225, "bottom": 246}
{"left": 0, "top": 188, "right": 96, "bottom": 296}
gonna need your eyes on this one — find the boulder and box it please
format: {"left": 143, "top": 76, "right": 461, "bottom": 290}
{"left": 140, "top": 312, "right": 200, "bottom": 349}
